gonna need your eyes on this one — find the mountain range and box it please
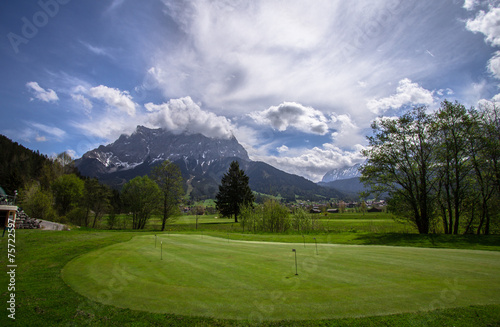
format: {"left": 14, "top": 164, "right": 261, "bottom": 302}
{"left": 321, "top": 163, "right": 362, "bottom": 183}
{"left": 75, "top": 126, "right": 344, "bottom": 201}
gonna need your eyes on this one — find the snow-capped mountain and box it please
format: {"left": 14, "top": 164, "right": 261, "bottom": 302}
{"left": 321, "top": 163, "right": 362, "bottom": 183}
{"left": 75, "top": 125, "right": 344, "bottom": 200}
{"left": 75, "top": 125, "right": 249, "bottom": 177}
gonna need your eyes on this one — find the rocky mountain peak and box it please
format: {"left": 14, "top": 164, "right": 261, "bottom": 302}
{"left": 76, "top": 126, "right": 250, "bottom": 176}
{"left": 321, "top": 163, "right": 362, "bottom": 183}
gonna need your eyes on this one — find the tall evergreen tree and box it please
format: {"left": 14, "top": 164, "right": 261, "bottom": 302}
{"left": 215, "top": 161, "right": 254, "bottom": 223}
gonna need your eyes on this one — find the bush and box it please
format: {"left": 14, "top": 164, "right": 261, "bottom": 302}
{"left": 261, "top": 200, "right": 290, "bottom": 233}
{"left": 66, "top": 207, "right": 88, "bottom": 226}
{"left": 292, "top": 208, "right": 312, "bottom": 233}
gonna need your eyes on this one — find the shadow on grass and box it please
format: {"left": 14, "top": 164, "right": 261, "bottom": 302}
{"left": 353, "top": 233, "right": 500, "bottom": 251}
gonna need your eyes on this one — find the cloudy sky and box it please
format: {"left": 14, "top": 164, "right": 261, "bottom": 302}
{"left": 1, "top": 0, "right": 499, "bottom": 181}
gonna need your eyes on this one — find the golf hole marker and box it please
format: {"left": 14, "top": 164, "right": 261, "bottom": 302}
{"left": 292, "top": 249, "right": 298, "bottom": 276}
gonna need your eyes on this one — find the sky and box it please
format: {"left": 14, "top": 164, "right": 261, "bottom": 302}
{"left": 1, "top": 0, "right": 500, "bottom": 182}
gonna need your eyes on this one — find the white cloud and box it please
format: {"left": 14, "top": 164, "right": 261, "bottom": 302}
{"left": 492, "top": 93, "right": 500, "bottom": 101}
{"left": 488, "top": 51, "right": 500, "bottom": 78}
{"left": 73, "top": 114, "right": 139, "bottom": 141}
{"left": 466, "top": 6, "right": 500, "bottom": 46}
{"left": 277, "top": 145, "right": 289, "bottom": 153}
{"left": 19, "top": 122, "right": 66, "bottom": 143}
{"left": 366, "top": 78, "right": 435, "bottom": 114}
{"left": 145, "top": 96, "right": 234, "bottom": 139}
{"left": 436, "top": 88, "right": 454, "bottom": 96}
{"left": 71, "top": 94, "right": 93, "bottom": 113}
{"left": 79, "top": 41, "right": 113, "bottom": 58}
{"left": 88, "top": 85, "right": 136, "bottom": 116}
{"left": 72, "top": 94, "right": 234, "bottom": 141}
{"left": 252, "top": 144, "right": 366, "bottom": 182}
{"left": 464, "top": 0, "right": 480, "bottom": 11}
{"left": 151, "top": 0, "right": 436, "bottom": 119}
{"left": 26, "top": 81, "right": 59, "bottom": 103}
{"left": 249, "top": 102, "right": 329, "bottom": 135}
{"left": 30, "top": 123, "right": 66, "bottom": 139}
{"left": 463, "top": 79, "right": 489, "bottom": 104}
{"left": 329, "top": 114, "right": 364, "bottom": 148}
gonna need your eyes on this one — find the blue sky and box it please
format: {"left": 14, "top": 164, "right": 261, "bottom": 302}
{"left": 1, "top": 0, "right": 499, "bottom": 181}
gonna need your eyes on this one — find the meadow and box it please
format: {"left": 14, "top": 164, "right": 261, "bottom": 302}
{"left": 2, "top": 213, "right": 500, "bottom": 326}
{"left": 106, "top": 212, "right": 410, "bottom": 234}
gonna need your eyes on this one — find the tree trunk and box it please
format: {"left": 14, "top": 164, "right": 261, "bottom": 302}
{"left": 485, "top": 212, "right": 491, "bottom": 235}
{"left": 453, "top": 190, "right": 460, "bottom": 234}
{"left": 440, "top": 204, "right": 448, "bottom": 234}
{"left": 92, "top": 213, "right": 98, "bottom": 228}
{"left": 161, "top": 195, "right": 167, "bottom": 231}
{"left": 464, "top": 205, "right": 474, "bottom": 234}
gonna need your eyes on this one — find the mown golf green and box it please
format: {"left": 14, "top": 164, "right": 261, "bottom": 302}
{"left": 62, "top": 234, "right": 500, "bottom": 321}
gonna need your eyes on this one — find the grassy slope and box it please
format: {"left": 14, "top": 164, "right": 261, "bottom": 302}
{"left": 1, "top": 229, "right": 500, "bottom": 326}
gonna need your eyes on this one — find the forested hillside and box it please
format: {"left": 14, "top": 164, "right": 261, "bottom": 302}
{"left": 0, "top": 135, "right": 51, "bottom": 195}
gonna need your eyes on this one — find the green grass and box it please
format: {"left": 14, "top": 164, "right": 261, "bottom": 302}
{"left": 2, "top": 229, "right": 500, "bottom": 326}
{"left": 61, "top": 234, "right": 500, "bottom": 321}
{"left": 102, "top": 212, "right": 411, "bottom": 234}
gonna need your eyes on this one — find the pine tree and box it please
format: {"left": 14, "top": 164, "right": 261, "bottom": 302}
{"left": 215, "top": 161, "right": 254, "bottom": 223}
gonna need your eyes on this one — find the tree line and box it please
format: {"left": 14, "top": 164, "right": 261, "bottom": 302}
{"left": 0, "top": 135, "right": 51, "bottom": 195}
{"left": 6, "top": 140, "right": 185, "bottom": 230}
{"left": 361, "top": 100, "right": 500, "bottom": 235}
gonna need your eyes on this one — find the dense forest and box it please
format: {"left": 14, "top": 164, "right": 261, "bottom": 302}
{"left": 0, "top": 135, "right": 119, "bottom": 226}
{"left": 0, "top": 135, "right": 51, "bottom": 195}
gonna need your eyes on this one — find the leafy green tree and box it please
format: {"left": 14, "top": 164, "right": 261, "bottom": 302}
{"left": 433, "top": 101, "right": 474, "bottom": 234}
{"left": 361, "top": 107, "right": 439, "bottom": 234}
{"left": 150, "top": 161, "right": 184, "bottom": 231}
{"left": 261, "top": 200, "right": 290, "bottom": 232}
{"left": 471, "top": 102, "right": 500, "bottom": 234}
{"left": 292, "top": 208, "right": 312, "bottom": 233}
{"left": 51, "top": 174, "right": 84, "bottom": 216}
{"left": 19, "top": 181, "right": 56, "bottom": 220}
{"left": 358, "top": 190, "right": 370, "bottom": 215}
{"left": 83, "top": 178, "right": 111, "bottom": 228}
{"left": 122, "top": 176, "right": 161, "bottom": 229}
{"left": 338, "top": 201, "right": 346, "bottom": 214}
{"left": 238, "top": 204, "right": 254, "bottom": 232}
{"left": 215, "top": 161, "right": 254, "bottom": 223}
{"left": 56, "top": 151, "right": 76, "bottom": 175}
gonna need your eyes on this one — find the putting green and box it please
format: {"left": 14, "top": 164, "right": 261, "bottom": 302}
{"left": 62, "top": 234, "right": 500, "bottom": 321}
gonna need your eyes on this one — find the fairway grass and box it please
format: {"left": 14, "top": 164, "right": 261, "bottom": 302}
{"left": 62, "top": 234, "right": 500, "bottom": 321}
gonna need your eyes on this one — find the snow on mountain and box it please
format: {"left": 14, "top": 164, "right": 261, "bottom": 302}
{"left": 75, "top": 125, "right": 345, "bottom": 200}
{"left": 321, "top": 163, "right": 362, "bottom": 183}
{"left": 75, "top": 125, "right": 250, "bottom": 176}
